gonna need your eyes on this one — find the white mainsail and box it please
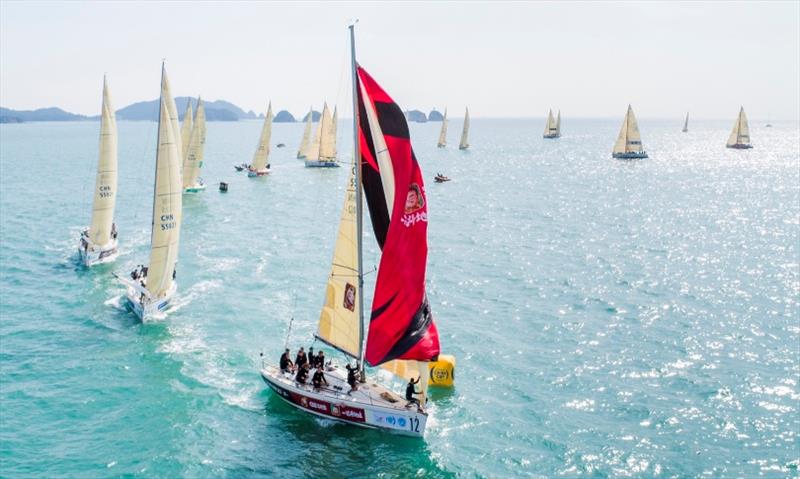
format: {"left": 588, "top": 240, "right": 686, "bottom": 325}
{"left": 543, "top": 109, "right": 556, "bottom": 136}
{"left": 318, "top": 103, "right": 336, "bottom": 161}
{"left": 161, "top": 72, "right": 182, "bottom": 165}
{"left": 459, "top": 107, "right": 470, "bottom": 150}
{"left": 613, "top": 105, "right": 645, "bottom": 155}
{"left": 437, "top": 108, "right": 448, "bottom": 147}
{"left": 297, "top": 108, "right": 314, "bottom": 159}
{"left": 316, "top": 166, "right": 360, "bottom": 357}
{"left": 88, "top": 76, "right": 118, "bottom": 246}
{"left": 726, "top": 107, "right": 751, "bottom": 147}
{"left": 682, "top": 112, "right": 689, "bottom": 133}
{"left": 180, "top": 100, "right": 193, "bottom": 164}
{"left": 305, "top": 105, "right": 327, "bottom": 161}
{"left": 147, "top": 81, "right": 183, "bottom": 299}
{"left": 251, "top": 102, "right": 273, "bottom": 172}
{"left": 182, "top": 98, "right": 206, "bottom": 189}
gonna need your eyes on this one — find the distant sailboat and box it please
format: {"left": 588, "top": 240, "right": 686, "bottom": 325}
{"left": 437, "top": 108, "right": 448, "bottom": 147}
{"left": 726, "top": 106, "right": 753, "bottom": 149}
{"left": 117, "top": 64, "right": 183, "bottom": 321}
{"left": 79, "top": 76, "right": 119, "bottom": 267}
{"left": 296, "top": 107, "right": 314, "bottom": 159}
{"left": 682, "top": 112, "right": 689, "bottom": 133}
{"left": 249, "top": 102, "right": 273, "bottom": 176}
{"left": 458, "top": 107, "right": 470, "bottom": 150}
{"left": 305, "top": 102, "right": 338, "bottom": 167}
{"left": 612, "top": 105, "right": 648, "bottom": 159}
{"left": 543, "top": 109, "right": 561, "bottom": 138}
{"left": 183, "top": 97, "right": 207, "bottom": 191}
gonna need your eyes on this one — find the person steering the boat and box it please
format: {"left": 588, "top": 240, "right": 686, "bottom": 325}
{"left": 406, "top": 376, "right": 423, "bottom": 410}
{"left": 312, "top": 366, "right": 328, "bottom": 390}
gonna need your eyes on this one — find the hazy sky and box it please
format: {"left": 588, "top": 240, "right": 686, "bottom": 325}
{"left": 1, "top": 1, "right": 798, "bottom": 119}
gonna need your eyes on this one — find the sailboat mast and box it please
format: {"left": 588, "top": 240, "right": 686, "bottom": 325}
{"left": 349, "top": 23, "right": 366, "bottom": 377}
{"left": 150, "top": 62, "right": 165, "bottom": 248}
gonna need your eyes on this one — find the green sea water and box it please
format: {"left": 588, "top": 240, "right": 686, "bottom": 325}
{"left": 1, "top": 118, "right": 798, "bottom": 477}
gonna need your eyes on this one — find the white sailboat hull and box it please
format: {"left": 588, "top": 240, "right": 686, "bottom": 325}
{"left": 305, "top": 160, "right": 340, "bottom": 168}
{"left": 726, "top": 144, "right": 753, "bottom": 150}
{"left": 184, "top": 180, "right": 206, "bottom": 193}
{"left": 78, "top": 233, "right": 118, "bottom": 267}
{"left": 612, "top": 151, "right": 648, "bottom": 159}
{"left": 121, "top": 278, "right": 177, "bottom": 322}
{"left": 261, "top": 364, "right": 427, "bottom": 437}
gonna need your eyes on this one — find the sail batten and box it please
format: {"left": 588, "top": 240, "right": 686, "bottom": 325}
{"left": 88, "top": 77, "right": 118, "bottom": 246}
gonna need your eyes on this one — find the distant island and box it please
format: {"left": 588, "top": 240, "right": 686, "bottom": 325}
{"left": 274, "top": 110, "right": 296, "bottom": 123}
{"left": 428, "top": 109, "right": 444, "bottom": 121}
{"left": 406, "top": 110, "right": 428, "bottom": 123}
{"left": 301, "top": 110, "right": 322, "bottom": 122}
{"left": 0, "top": 106, "right": 90, "bottom": 123}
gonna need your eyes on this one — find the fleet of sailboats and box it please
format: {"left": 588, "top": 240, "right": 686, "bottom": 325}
{"left": 612, "top": 105, "right": 648, "bottom": 159}
{"left": 183, "top": 98, "right": 207, "bottom": 191}
{"left": 248, "top": 102, "right": 273, "bottom": 176}
{"left": 458, "top": 107, "right": 470, "bottom": 150}
{"left": 79, "top": 76, "right": 119, "bottom": 267}
{"left": 543, "top": 109, "right": 561, "bottom": 138}
{"left": 116, "top": 64, "right": 183, "bottom": 321}
{"left": 726, "top": 106, "right": 753, "bottom": 149}
{"left": 304, "top": 102, "right": 339, "bottom": 167}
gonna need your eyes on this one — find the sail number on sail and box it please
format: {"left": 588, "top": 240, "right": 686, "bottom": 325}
{"left": 160, "top": 214, "right": 176, "bottom": 230}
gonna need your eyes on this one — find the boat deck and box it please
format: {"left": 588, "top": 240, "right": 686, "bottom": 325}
{"left": 262, "top": 363, "right": 418, "bottom": 413}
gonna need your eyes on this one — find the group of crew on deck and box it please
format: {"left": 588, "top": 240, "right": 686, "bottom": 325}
{"left": 280, "top": 347, "right": 330, "bottom": 391}
{"left": 278, "top": 347, "right": 425, "bottom": 410}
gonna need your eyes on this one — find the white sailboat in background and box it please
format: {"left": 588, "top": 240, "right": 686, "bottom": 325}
{"left": 79, "top": 76, "right": 119, "bottom": 267}
{"left": 458, "top": 107, "right": 470, "bottom": 150}
{"left": 305, "top": 102, "right": 339, "bottom": 167}
{"left": 612, "top": 105, "right": 648, "bottom": 159}
{"left": 726, "top": 106, "right": 753, "bottom": 149}
{"left": 682, "top": 112, "right": 689, "bottom": 133}
{"left": 183, "top": 98, "right": 207, "bottom": 191}
{"left": 297, "top": 107, "right": 314, "bottom": 159}
{"left": 249, "top": 102, "right": 273, "bottom": 177}
{"left": 437, "top": 108, "right": 448, "bottom": 148}
{"left": 543, "top": 109, "right": 561, "bottom": 139}
{"left": 117, "top": 64, "right": 183, "bottom": 321}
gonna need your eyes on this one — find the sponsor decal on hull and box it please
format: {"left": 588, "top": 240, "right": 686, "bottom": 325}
{"left": 272, "top": 383, "right": 366, "bottom": 423}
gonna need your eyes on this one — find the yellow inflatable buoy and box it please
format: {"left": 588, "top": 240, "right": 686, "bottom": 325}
{"left": 428, "top": 354, "right": 456, "bottom": 387}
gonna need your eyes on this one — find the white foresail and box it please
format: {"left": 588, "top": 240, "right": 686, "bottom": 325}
{"left": 543, "top": 109, "right": 555, "bottom": 136}
{"left": 251, "top": 102, "right": 273, "bottom": 171}
{"left": 161, "top": 71, "right": 182, "bottom": 165}
{"left": 683, "top": 112, "right": 689, "bottom": 132}
{"left": 459, "top": 107, "right": 470, "bottom": 149}
{"left": 297, "top": 108, "right": 314, "bottom": 159}
{"left": 613, "top": 108, "right": 629, "bottom": 154}
{"left": 88, "top": 76, "right": 118, "bottom": 246}
{"left": 180, "top": 100, "right": 193, "bottom": 165}
{"left": 319, "top": 103, "right": 336, "bottom": 161}
{"left": 147, "top": 93, "right": 183, "bottom": 298}
{"left": 437, "top": 108, "right": 448, "bottom": 147}
{"left": 183, "top": 98, "right": 206, "bottom": 188}
{"left": 316, "top": 166, "right": 360, "bottom": 357}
